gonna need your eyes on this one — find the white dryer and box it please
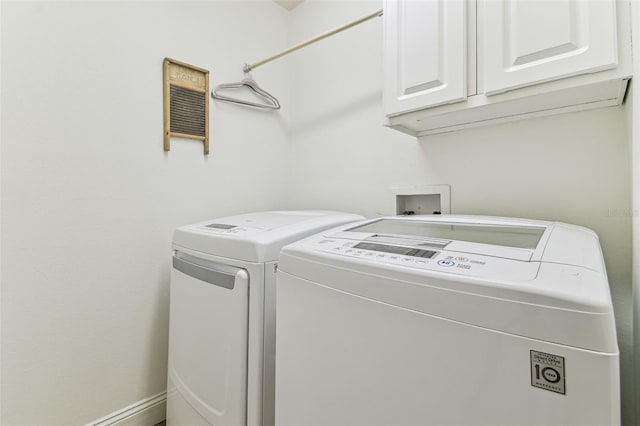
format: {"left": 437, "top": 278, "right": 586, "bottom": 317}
{"left": 166, "top": 210, "right": 363, "bottom": 426}
{"left": 275, "top": 215, "right": 620, "bottom": 426}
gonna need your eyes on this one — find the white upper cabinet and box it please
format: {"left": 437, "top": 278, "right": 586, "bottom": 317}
{"left": 384, "top": 0, "right": 631, "bottom": 137}
{"left": 384, "top": 0, "right": 467, "bottom": 116}
{"left": 480, "top": 0, "right": 618, "bottom": 95}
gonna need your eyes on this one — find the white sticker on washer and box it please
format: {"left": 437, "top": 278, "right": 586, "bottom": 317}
{"left": 530, "top": 350, "right": 565, "bottom": 395}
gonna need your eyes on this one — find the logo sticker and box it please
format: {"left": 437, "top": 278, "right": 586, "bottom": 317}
{"left": 530, "top": 350, "right": 565, "bottom": 395}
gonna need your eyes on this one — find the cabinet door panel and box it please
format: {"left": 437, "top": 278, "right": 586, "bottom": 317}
{"left": 480, "top": 0, "right": 617, "bottom": 95}
{"left": 384, "top": 0, "right": 466, "bottom": 116}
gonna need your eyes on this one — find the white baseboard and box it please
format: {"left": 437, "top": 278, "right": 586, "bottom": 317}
{"left": 86, "top": 391, "right": 166, "bottom": 426}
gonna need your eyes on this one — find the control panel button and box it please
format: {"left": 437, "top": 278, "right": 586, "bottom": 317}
{"left": 437, "top": 259, "right": 456, "bottom": 267}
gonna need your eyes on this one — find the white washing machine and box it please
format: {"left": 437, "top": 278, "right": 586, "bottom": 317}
{"left": 275, "top": 215, "right": 620, "bottom": 426}
{"left": 166, "top": 210, "right": 363, "bottom": 426}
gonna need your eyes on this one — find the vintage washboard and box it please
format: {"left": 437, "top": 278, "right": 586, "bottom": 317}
{"left": 163, "top": 58, "right": 210, "bottom": 154}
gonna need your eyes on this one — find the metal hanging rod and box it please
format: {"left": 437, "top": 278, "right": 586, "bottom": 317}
{"left": 243, "top": 8, "right": 383, "bottom": 73}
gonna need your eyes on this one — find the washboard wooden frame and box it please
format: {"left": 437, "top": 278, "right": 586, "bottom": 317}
{"left": 163, "top": 58, "right": 210, "bottom": 154}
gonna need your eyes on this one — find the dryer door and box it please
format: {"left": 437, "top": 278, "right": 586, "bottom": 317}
{"left": 168, "top": 252, "right": 249, "bottom": 426}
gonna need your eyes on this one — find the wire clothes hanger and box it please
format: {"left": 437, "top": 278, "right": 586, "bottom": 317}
{"left": 211, "top": 69, "right": 281, "bottom": 110}
{"left": 210, "top": 9, "right": 381, "bottom": 111}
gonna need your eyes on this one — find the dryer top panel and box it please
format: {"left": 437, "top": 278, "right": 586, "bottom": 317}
{"left": 172, "top": 210, "right": 364, "bottom": 263}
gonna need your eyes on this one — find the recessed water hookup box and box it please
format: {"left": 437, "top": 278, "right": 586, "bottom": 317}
{"left": 392, "top": 185, "right": 451, "bottom": 215}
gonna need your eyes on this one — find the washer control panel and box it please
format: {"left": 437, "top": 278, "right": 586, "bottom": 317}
{"left": 312, "top": 238, "right": 538, "bottom": 281}
{"left": 353, "top": 242, "right": 437, "bottom": 259}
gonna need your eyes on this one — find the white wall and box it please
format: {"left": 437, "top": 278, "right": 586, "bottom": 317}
{"left": 1, "top": 0, "right": 636, "bottom": 425}
{"left": 630, "top": 3, "right": 640, "bottom": 425}
{"left": 285, "top": 1, "right": 634, "bottom": 424}
{"left": 0, "top": 1, "right": 289, "bottom": 424}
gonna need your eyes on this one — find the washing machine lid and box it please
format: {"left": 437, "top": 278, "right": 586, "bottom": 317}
{"left": 343, "top": 218, "right": 545, "bottom": 261}
{"left": 328, "top": 215, "right": 605, "bottom": 271}
{"left": 172, "top": 210, "right": 364, "bottom": 262}
{"left": 285, "top": 214, "right": 611, "bottom": 305}
{"left": 278, "top": 215, "right": 617, "bottom": 352}
{"left": 346, "top": 218, "right": 545, "bottom": 249}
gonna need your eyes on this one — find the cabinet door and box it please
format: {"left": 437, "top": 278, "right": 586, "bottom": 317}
{"left": 384, "top": 0, "right": 467, "bottom": 117}
{"left": 480, "top": 0, "right": 618, "bottom": 95}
